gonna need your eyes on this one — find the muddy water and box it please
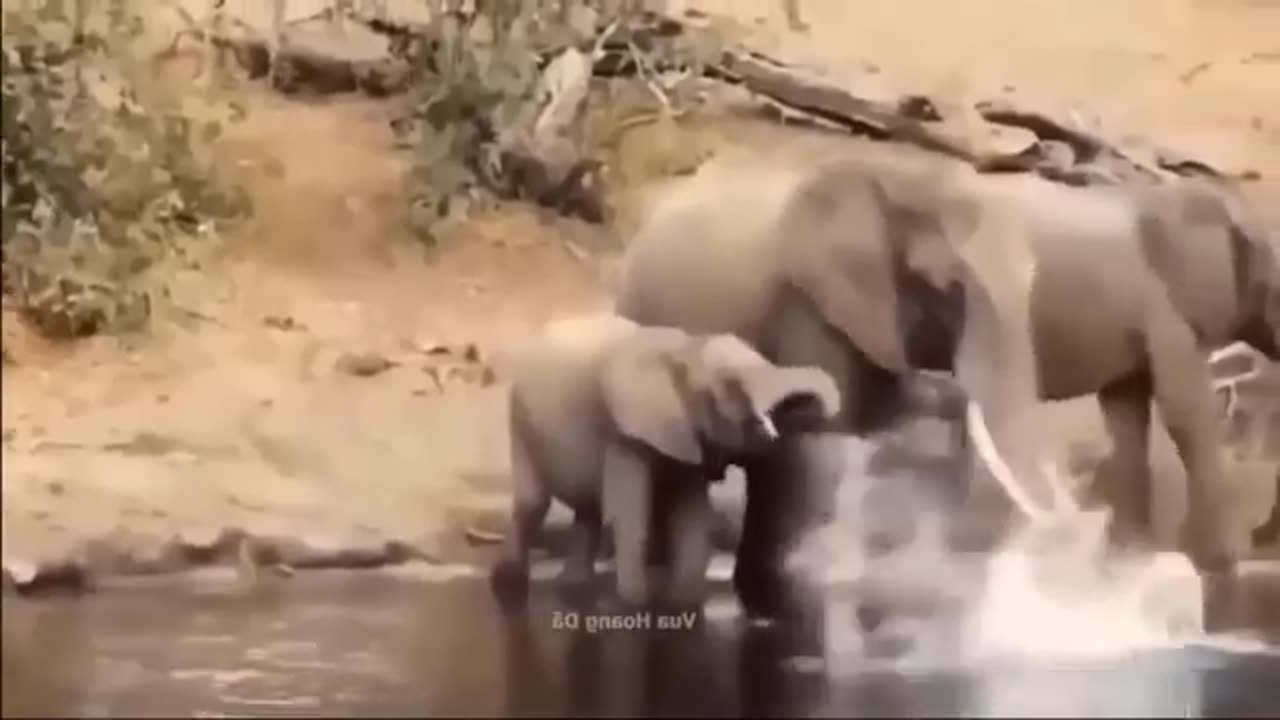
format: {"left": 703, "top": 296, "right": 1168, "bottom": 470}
{"left": 3, "top": 563, "right": 1280, "bottom": 719}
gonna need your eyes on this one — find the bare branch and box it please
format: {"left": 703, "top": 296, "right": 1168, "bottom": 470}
{"left": 591, "top": 17, "right": 621, "bottom": 63}
{"left": 627, "top": 41, "right": 673, "bottom": 116}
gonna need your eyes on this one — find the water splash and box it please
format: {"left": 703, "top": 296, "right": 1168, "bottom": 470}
{"left": 795, "top": 425, "right": 1257, "bottom": 677}
{"left": 962, "top": 511, "right": 1205, "bottom": 661}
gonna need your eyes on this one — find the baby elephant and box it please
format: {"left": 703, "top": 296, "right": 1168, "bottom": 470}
{"left": 490, "top": 313, "right": 841, "bottom": 609}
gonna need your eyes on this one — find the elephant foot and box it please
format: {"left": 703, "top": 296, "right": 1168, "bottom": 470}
{"left": 1201, "top": 567, "right": 1252, "bottom": 634}
{"left": 614, "top": 593, "right": 653, "bottom": 614}
{"left": 733, "top": 564, "right": 786, "bottom": 620}
{"left": 733, "top": 562, "right": 820, "bottom": 634}
{"left": 556, "top": 571, "right": 599, "bottom": 608}
{"left": 490, "top": 559, "right": 531, "bottom": 610}
{"left": 651, "top": 595, "right": 707, "bottom": 621}
{"left": 1181, "top": 520, "right": 1242, "bottom": 578}
{"left": 615, "top": 569, "right": 656, "bottom": 611}
{"left": 557, "top": 560, "right": 596, "bottom": 590}
{"left": 660, "top": 592, "right": 708, "bottom": 615}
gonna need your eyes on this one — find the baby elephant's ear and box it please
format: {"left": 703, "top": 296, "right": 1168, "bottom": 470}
{"left": 741, "top": 366, "right": 842, "bottom": 427}
{"left": 601, "top": 351, "right": 703, "bottom": 465}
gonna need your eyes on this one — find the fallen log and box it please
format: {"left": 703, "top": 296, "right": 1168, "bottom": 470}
{"left": 973, "top": 98, "right": 1176, "bottom": 184}
{"left": 711, "top": 48, "right": 1246, "bottom": 187}
{"left": 477, "top": 46, "right": 609, "bottom": 224}
{"left": 713, "top": 50, "right": 977, "bottom": 162}
{"left": 159, "top": 3, "right": 1251, "bottom": 216}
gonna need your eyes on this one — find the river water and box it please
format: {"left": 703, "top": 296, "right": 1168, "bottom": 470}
{"left": 4, "top": 559, "right": 1279, "bottom": 719}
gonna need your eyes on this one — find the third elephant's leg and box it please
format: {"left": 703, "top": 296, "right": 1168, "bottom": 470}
{"left": 1094, "top": 373, "right": 1154, "bottom": 548}
{"left": 1145, "top": 317, "right": 1240, "bottom": 573}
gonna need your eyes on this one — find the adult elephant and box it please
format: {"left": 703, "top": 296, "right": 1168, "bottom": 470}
{"left": 613, "top": 150, "right": 1280, "bottom": 620}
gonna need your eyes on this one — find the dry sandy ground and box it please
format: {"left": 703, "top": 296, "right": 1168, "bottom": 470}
{"left": 2, "top": 0, "right": 1278, "bottom": 583}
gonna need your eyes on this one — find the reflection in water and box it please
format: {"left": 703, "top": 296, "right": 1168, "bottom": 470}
{"left": 2, "top": 569, "right": 1279, "bottom": 717}
{"left": 2, "top": 597, "right": 93, "bottom": 718}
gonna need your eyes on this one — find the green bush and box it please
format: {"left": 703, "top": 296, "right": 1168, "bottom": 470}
{"left": 403, "top": 0, "right": 724, "bottom": 240}
{"left": 1, "top": 0, "right": 249, "bottom": 339}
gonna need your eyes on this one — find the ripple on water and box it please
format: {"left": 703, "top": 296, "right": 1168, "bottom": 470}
{"left": 3, "top": 565, "right": 1279, "bottom": 717}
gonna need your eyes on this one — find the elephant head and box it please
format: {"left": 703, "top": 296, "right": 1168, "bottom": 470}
{"left": 686, "top": 335, "right": 844, "bottom": 456}
{"left": 601, "top": 333, "right": 842, "bottom": 466}
{"left": 777, "top": 158, "right": 984, "bottom": 375}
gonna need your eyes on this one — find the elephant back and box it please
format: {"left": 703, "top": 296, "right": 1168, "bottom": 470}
{"left": 614, "top": 156, "right": 808, "bottom": 345}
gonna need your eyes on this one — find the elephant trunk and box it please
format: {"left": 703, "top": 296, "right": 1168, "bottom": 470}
{"left": 742, "top": 366, "right": 843, "bottom": 433}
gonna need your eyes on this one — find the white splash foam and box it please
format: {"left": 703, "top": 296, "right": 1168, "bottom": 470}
{"left": 800, "top": 433, "right": 1272, "bottom": 675}
{"left": 962, "top": 516, "right": 1206, "bottom": 661}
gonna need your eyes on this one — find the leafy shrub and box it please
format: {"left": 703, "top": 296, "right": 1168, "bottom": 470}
{"left": 401, "top": 0, "right": 725, "bottom": 241}
{"left": 1, "top": 0, "right": 250, "bottom": 338}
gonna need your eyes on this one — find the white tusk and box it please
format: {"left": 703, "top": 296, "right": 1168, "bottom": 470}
{"left": 965, "top": 401, "right": 1050, "bottom": 522}
{"left": 758, "top": 412, "right": 779, "bottom": 440}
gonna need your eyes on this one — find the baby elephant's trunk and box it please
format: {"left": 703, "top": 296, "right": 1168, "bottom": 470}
{"left": 743, "top": 365, "right": 844, "bottom": 438}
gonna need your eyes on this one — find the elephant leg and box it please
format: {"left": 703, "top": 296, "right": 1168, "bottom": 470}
{"left": 736, "top": 432, "right": 846, "bottom": 640}
{"left": 1094, "top": 374, "right": 1154, "bottom": 549}
{"left": 604, "top": 441, "right": 654, "bottom": 607}
{"left": 1145, "top": 319, "right": 1240, "bottom": 574}
{"left": 491, "top": 424, "right": 551, "bottom": 607}
{"left": 735, "top": 292, "right": 862, "bottom": 619}
{"left": 1250, "top": 472, "right": 1280, "bottom": 548}
{"left": 735, "top": 456, "right": 788, "bottom": 619}
{"left": 899, "top": 371, "right": 973, "bottom": 505}
{"left": 664, "top": 482, "right": 714, "bottom": 610}
{"left": 561, "top": 504, "right": 602, "bottom": 590}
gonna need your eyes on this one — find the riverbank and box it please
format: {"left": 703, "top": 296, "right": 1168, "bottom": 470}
{"left": 3, "top": 0, "right": 1279, "bottom": 593}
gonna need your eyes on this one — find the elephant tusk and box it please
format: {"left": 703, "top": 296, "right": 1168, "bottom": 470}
{"left": 965, "top": 401, "right": 1051, "bottom": 522}
{"left": 758, "top": 412, "right": 779, "bottom": 440}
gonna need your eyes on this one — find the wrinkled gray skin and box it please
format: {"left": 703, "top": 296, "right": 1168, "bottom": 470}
{"left": 489, "top": 313, "right": 841, "bottom": 610}
{"left": 980, "top": 174, "right": 1280, "bottom": 564}
{"left": 615, "top": 154, "right": 1280, "bottom": 619}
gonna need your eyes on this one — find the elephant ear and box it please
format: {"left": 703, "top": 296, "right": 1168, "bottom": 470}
{"left": 600, "top": 348, "right": 703, "bottom": 465}
{"left": 777, "top": 166, "right": 911, "bottom": 372}
{"left": 874, "top": 172, "right": 978, "bottom": 292}
{"left": 738, "top": 365, "right": 842, "bottom": 429}
{"left": 777, "top": 162, "right": 976, "bottom": 374}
